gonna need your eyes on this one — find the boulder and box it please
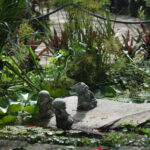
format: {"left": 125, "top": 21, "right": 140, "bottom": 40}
{"left": 48, "top": 96, "right": 150, "bottom": 130}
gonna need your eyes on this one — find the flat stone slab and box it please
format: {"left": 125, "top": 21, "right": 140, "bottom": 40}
{"left": 48, "top": 96, "right": 150, "bottom": 130}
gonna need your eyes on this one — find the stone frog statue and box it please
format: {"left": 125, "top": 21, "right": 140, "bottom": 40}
{"left": 37, "top": 90, "right": 54, "bottom": 120}
{"left": 52, "top": 99, "right": 73, "bottom": 130}
{"left": 71, "top": 82, "right": 97, "bottom": 111}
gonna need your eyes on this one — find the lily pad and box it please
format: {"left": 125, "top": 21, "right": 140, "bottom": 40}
{"left": 23, "top": 106, "right": 36, "bottom": 114}
{"left": 7, "top": 103, "right": 21, "bottom": 114}
{"left": 0, "top": 115, "right": 16, "bottom": 125}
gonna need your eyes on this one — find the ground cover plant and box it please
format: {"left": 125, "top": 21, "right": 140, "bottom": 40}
{"left": 0, "top": 0, "right": 150, "bottom": 149}
{"left": 1, "top": 124, "right": 150, "bottom": 149}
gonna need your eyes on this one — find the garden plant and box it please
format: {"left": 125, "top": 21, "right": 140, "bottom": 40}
{"left": 0, "top": 0, "right": 150, "bottom": 149}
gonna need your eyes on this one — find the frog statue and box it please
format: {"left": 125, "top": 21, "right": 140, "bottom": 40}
{"left": 71, "top": 82, "right": 97, "bottom": 111}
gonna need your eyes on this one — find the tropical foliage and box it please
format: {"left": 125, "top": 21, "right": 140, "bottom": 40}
{"left": 1, "top": 1, "right": 150, "bottom": 150}
{"left": 0, "top": 0, "right": 150, "bottom": 126}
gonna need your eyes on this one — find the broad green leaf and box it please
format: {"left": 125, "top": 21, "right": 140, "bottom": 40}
{"left": 8, "top": 85, "right": 26, "bottom": 92}
{"left": 28, "top": 100, "right": 37, "bottom": 106}
{"left": 7, "top": 103, "right": 21, "bottom": 114}
{"left": 21, "top": 93, "right": 29, "bottom": 100}
{"left": 49, "top": 88, "right": 69, "bottom": 98}
{"left": 101, "top": 86, "right": 116, "bottom": 97}
{"left": 28, "top": 46, "right": 39, "bottom": 69}
{"left": 15, "top": 93, "right": 26, "bottom": 101}
{"left": 0, "top": 97, "right": 9, "bottom": 108}
{"left": 0, "top": 107, "right": 7, "bottom": 115}
{"left": 23, "top": 106, "right": 36, "bottom": 114}
{"left": 0, "top": 115, "right": 16, "bottom": 125}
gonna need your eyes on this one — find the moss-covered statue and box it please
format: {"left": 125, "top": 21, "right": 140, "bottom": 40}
{"left": 37, "top": 90, "right": 54, "bottom": 120}
{"left": 52, "top": 99, "right": 73, "bottom": 130}
{"left": 71, "top": 82, "right": 97, "bottom": 111}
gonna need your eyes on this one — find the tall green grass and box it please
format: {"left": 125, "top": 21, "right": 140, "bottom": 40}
{"left": 0, "top": 0, "right": 26, "bottom": 51}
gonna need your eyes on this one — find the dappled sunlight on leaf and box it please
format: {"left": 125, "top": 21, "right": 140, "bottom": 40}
{"left": 0, "top": 115, "right": 16, "bottom": 125}
{"left": 7, "top": 103, "right": 21, "bottom": 114}
{"left": 23, "top": 106, "right": 36, "bottom": 114}
{"left": 0, "top": 107, "right": 7, "bottom": 114}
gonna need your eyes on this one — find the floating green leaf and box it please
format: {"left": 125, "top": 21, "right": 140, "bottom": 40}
{"left": 7, "top": 103, "right": 21, "bottom": 114}
{"left": 0, "top": 115, "right": 16, "bottom": 125}
{"left": 23, "top": 106, "right": 36, "bottom": 114}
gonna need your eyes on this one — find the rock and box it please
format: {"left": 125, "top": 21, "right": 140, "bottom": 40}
{"left": 48, "top": 96, "right": 150, "bottom": 130}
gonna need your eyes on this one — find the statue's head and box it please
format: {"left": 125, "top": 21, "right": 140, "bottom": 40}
{"left": 70, "top": 82, "right": 89, "bottom": 94}
{"left": 38, "top": 90, "right": 51, "bottom": 101}
{"left": 52, "top": 99, "right": 66, "bottom": 110}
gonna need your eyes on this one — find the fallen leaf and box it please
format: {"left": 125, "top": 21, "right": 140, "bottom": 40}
{"left": 100, "top": 116, "right": 108, "bottom": 120}
{"left": 27, "top": 126, "right": 36, "bottom": 128}
{"left": 91, "top": 147, "right": 103, "bottom": 150}
{"left": 93, "top": 129, "right": 103, "bottom": 132}
{"left": 93, "top": 129, "right": 109, "bottom": 132}
{"left": 136, "top": 120, "right": 142, "bottom": 124}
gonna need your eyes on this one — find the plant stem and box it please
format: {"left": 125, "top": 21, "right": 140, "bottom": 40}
{"left": 4, "top": 61, "right": 40, "bottom": 91}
